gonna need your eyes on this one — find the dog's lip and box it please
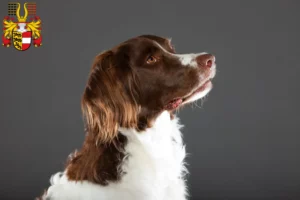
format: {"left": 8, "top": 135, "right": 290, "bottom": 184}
{"left": 182, "top": 79, "right": 212, "bottom": 102}
{"left": 165, "top": 67, "right": 216, "bottom": 110}
{"left": 165, "top": 78, "right": 212, "bottom": 110}
{"left": 184, "top": 67, "right": 216, "bottom": 100}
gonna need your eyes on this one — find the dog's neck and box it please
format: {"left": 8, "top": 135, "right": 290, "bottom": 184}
{"left": 43, "top": 111, "right": 188, "bottom": 200}
{"left": 120, "top": 111, "right": 174, "bottom": 141}
{"left": 65, "top": 111, "right": 183, "bottom": 185}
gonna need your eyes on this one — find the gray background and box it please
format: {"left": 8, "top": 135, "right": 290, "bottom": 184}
{"left": 0, "top": 0, "right": 299, "bottom": 200}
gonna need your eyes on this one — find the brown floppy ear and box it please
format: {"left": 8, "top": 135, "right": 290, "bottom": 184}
{"left": 81, "top": 50, "right": 139, "bottom": 145}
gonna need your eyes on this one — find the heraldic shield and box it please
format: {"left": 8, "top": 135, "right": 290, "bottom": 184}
{"left": 12, "top": 31, "right": 32, "bottom": 51}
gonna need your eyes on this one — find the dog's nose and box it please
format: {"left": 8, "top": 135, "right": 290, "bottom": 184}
{"left": 196, "top": 54, "right": 215, "bottom": 68}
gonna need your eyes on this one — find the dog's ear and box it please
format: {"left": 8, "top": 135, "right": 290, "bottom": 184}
{"left": 81, "top": 50, "right": 139, "bottom": 145}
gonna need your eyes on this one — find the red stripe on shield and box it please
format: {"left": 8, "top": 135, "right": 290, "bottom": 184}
{"left": 23, "top": 32, "right": 31, "bottom": 38}
{"left": 22, "top": 43, "right": 31, "bottom": 51}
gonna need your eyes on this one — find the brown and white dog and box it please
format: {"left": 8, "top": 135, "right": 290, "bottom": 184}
{"left": 37, "top": 35, "right": 216, "bottom": 200}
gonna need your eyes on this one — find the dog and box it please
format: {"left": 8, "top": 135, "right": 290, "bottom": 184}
{"left": 37, "top": 35, "right": 216, "bottom": 200}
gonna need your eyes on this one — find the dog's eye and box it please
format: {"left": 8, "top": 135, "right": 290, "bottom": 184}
{"left": 146, "top": 55, "right": 157, "bottom": 64}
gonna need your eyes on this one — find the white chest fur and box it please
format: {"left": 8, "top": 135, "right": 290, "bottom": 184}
{"left": 44, "top": 111, "right": 188, "bottom": 200}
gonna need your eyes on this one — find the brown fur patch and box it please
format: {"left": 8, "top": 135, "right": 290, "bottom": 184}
{"left": 66, "top": 133, "right": 128, "bottom": 185}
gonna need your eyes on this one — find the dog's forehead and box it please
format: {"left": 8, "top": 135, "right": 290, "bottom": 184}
{"left": 138, "top": 35, "right": 170, "bottom": 43}
{"left": 112, "top": 35, "right": 173, "bottom": 55}
{"left": 114, "top": 39, "right": 159, "bottom": 53}
{"left": 123, "top": 35, "right": 170, "bottom": 46}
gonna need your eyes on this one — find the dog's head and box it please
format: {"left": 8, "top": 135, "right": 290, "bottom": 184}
{"left": 82, "top": 35, "right": 216, "bottom": 143}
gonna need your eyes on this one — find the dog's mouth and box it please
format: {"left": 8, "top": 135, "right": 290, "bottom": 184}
{"left": 182, "top": 79, "right": 212, "bottom": 102}
{"left": 165, "top": 78, "right": 213, "bottom": 110}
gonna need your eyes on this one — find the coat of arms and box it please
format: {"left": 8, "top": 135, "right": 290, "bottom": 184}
{"left": 2, "top": 2, "right": 42, "bottom": 51}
